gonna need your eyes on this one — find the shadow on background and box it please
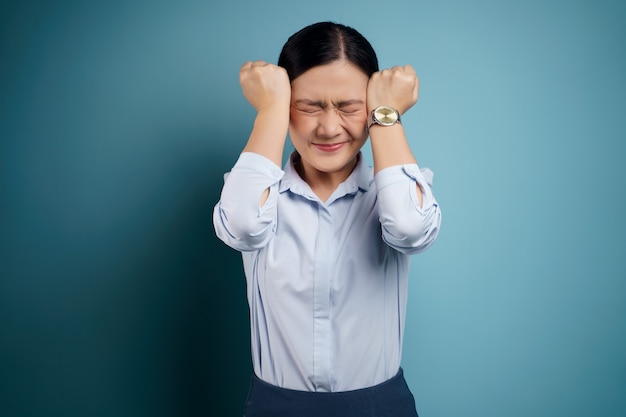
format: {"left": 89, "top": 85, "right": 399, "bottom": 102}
{"left": 1, "top": 127, "right": 253, "bottom": 417}
{"left": 1, "top": 2, "right": 255, "bottom": 415}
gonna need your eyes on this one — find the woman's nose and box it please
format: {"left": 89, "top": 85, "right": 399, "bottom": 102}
{"left": 316, "top": 109, "right": 342, "bottom": 137}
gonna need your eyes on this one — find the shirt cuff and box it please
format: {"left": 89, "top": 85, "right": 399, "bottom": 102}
{"left": 375, "top": 164, "right": 437, "bottom": 210}
{"left": 231, "top": 152, "right": 285, "bottom": 181}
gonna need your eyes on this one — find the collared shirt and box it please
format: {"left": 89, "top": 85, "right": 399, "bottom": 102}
{"left": 213, "top": 152, "right": 441, "bottom": 392}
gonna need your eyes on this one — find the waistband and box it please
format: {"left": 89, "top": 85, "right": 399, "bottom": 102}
{"left": 244, "top": 368, "right": 418, "bottom": 417}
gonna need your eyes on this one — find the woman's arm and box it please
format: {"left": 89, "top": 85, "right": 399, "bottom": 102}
{"left": 239, "top": 61, "right": 290, "bottom": 160}
{"left": 212, "top": 62, "right": 291, "bottom": 251}
{"left": 368, "top": 65, "right": 441, "bottom": 253}
{"left": 240, "top": 60, "right": 291, "bottom": 205}
{"left": 367, "top": 65, "right": 422, "bottom": 206}
{"left": 375, "top": 165, "right": 441, "bottom": 254}
{"left": 213, "top": 153, "right": 284, "bottom": 251}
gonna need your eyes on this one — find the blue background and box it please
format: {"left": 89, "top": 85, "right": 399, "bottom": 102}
{"left": 1, "top": 0, "right": 625, "bottom": 416}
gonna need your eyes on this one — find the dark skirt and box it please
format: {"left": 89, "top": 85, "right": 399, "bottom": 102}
{"left": 243, "top": 368, "right": 419, "bottom": 417}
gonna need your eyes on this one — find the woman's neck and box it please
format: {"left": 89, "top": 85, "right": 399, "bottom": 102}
{"left": 293, "top": 154, "right": 359, "bottom": 202}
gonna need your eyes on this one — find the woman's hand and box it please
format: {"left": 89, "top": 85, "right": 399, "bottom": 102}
{"left": 240, "top": 61, "right": 291, "bottom": 112}
{"left": 367, "top": 65, "right": 419, "bottom": 115}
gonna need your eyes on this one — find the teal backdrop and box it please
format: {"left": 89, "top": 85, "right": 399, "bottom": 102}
{"left": 1, "top": 0, "right": 625, "bottom": 416}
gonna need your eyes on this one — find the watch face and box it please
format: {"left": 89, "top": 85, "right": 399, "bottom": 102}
{"left": 374, "top": 106, "right": 399, "bottom": 125}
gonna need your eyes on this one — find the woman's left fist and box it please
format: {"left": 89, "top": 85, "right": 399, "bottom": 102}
{"left": 367, "top": 65, "right": 419, "bottom": 115}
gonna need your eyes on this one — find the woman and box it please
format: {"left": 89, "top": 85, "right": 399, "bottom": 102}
{"left": 213, "top": 21, "right": 441, "bottom": 417}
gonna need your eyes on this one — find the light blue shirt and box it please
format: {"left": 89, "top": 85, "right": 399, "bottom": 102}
{"left": 213, "top": 151, "right": 441, "bottom": 392}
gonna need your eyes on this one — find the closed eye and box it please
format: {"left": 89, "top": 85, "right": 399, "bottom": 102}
{"left": 339, "top": 106, "right": 362, "bottom": 114}
{"left": 293, "top": 99, "right": 364, "bottom": 114}
{"left": 336, "top": 100, "right": 365, "bottom": 115}
{"left": 294, "top": 100, "right": 323, "bottom": 114}
{"left": 299, "top": 106, "right": 321, "bottom": 114}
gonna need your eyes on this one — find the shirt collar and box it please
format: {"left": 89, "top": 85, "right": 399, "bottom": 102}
{"left": 279, "top": 152, "right": 372, "bottom": 201}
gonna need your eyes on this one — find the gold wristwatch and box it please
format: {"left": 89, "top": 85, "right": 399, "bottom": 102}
{"left": 367, "top": 105, "right": 401, "bottom": 132}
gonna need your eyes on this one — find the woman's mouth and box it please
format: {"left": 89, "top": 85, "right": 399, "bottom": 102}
{"left": 313, "top": 142, "right": 345, "bottom": 152}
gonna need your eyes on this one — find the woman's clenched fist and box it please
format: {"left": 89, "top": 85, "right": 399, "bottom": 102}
{"left": 239, "top": 61, "right": 291, "bottom": 112}
{"left": 367, "top": 65, "right": 419, "bottom": 115}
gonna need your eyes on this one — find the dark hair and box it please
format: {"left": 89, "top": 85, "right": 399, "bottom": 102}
{"left": 278, "top": 22, "right": 379, "bottom": 81}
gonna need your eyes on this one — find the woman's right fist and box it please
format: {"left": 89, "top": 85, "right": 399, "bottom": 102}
{"left": 239, "top": 61, "right": 291, "bottom": 112}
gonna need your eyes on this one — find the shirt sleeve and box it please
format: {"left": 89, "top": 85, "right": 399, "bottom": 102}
{"left": 213, "top": 152, "right": 284, "bottom": 251}
{"left": 374, "top": 164, "right": 441, "bottom": 254}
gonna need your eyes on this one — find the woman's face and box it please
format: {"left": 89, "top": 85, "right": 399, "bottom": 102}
{"left": 289, "top": 59, "right": 369, "bottom": 181}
